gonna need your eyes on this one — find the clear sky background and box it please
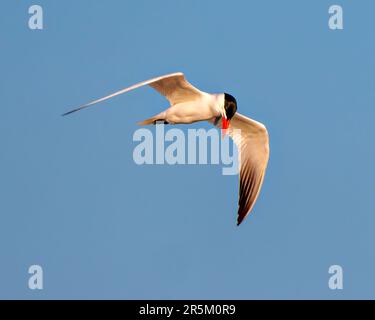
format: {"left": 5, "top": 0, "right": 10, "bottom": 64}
{"left": 1, "top": 0, "right": 374, "bottom": 299}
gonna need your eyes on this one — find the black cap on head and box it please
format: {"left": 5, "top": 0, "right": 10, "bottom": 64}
{"left": 224, "top": 93, "right": 237, "bottom": 120}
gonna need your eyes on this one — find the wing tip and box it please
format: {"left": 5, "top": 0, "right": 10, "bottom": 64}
{"left": 61, "top": 104, "right": 90, "bottom": 117}
{"left": 61, "top": 110, "right": 75, "bottom": 117}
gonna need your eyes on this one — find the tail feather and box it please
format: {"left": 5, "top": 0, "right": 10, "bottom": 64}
{"left": 138, "top": 112, "right": 169, "bottom": 125}
{"left": 137, "top": 117, "right": 158, "bottom": 126}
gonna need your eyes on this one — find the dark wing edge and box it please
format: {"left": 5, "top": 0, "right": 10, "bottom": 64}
{"left": 232, "top": 115, "right": 269, "bottom": 225}
{"left": 236, "top": 157, "right": 268, "bottom": 225}
{"left": 212, "top": 112, "right": 269, "bottom": 225}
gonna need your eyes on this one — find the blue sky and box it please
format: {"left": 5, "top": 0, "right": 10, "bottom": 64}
{"left": 1, "top": 0, "right": 375, "bottom": 299}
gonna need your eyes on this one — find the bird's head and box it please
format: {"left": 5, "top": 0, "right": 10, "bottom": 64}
{"left": 222, "top": 93, "right": 237, "bottom": 131}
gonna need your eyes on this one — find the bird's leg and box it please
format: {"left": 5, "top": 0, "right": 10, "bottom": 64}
{"left": 154, "top": 120, "right": 170, "bottom": 125}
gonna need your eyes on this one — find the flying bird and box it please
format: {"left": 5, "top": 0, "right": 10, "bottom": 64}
{"left": 63, "top": 72, "right": 269, "bottom": 225}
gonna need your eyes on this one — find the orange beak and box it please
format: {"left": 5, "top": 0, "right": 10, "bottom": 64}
{"left": 222, "top": 116, "right": 230, "bottom": 139}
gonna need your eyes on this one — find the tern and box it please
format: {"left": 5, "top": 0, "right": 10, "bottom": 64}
{"left": 63, "top": 72, "right": 269, "bottom": 225}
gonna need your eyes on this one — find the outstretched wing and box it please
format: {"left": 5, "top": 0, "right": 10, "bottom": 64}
{"left": 62, "top": 72, "right": 205, "bottom": 116}
{"left": 213, "top": 112, "right": 269, "bottom": 225}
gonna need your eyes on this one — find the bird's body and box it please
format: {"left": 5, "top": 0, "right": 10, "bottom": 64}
{"left": 63, "top": 72, "right": 269, "bottom": 225}
{"left": 140, "top": 93, "right": 224, "bottom": 125}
